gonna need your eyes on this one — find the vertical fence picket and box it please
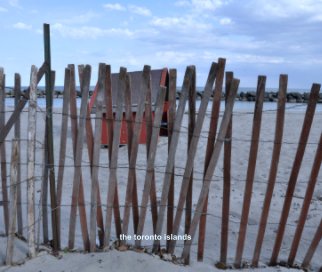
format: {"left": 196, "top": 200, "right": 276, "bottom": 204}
{"left": 152, "top": 66, "right": 194, "bottom": 252}
{"left": 104, "top": 67, "right": 127, "bottom": 248}
{"left": 270, "top": 83, "right": 321, "bottom": 265}
{"left": 168, "top": 63, "right": 217, "bottom": 255}
{"left": 68, "top": 65, "right": 91, "bottom": 251}
{"left": 197, "top": 59, "right": 224, "bottom": 260}
{"left": 27, "top": 65, "right": 38, "bottom": 258}
{"left": 41, "top": 129, "right": 49, "bottom": 244}
{"left": 181, "top": 78, "right": 239, "bottom": 261}
{"left": 135, "top": 86, "right": 167, "bottom": 248}
{"left": 5, "top": 140, "right": 19, "bottom": 265}
{"left": 301, "top": 219, "right": 322, "bottom": 269}
{"left": 0, "top": 68, "right": 8, "bottom": 236}
{"left": 220, "top": 71, "right": 233, "bottom": 265}
{"left": 14, "top": 73, "right": 23, "bottom": 237}
{"left": 252, "top": 74, "right": 288, "bottom": 266}
{"left": 234, "top": 76, "right": 266, "bottom": 268}
{"left": 145, "top": 68, "right": 158, "bottom": 233}
{"left": 122, "top": 66, "right": 150, "bottom": 236}
{"left": 104, "top": 65, "right": 122, "bottom": 239}
{"left": 166, "top": 69, "right": 177, "bottom": 252}
{"left": 184, "top": 68, "right": 196, "bottom": 264}
{"left": 56, "top": 68, "right": 71, "bottom": 245}
{"left": 288, "top": 133, "right": 322, "bottom": 265}
{"left": 89, "top": 64, "right": 105, "bottom": 252}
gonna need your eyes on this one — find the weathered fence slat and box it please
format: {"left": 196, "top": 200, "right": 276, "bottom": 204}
{"left": 220, "top": 71, "right": 234, "bottom": 265}
{"left": 301, "top": 219, "right": 322, "bottom": 269}
{"left": 67, "top": 64, "right": 90, "bottom": 251}
{"left": 0, "top": 62, "right": 47, "bottom": 146}
{"left": 167, "top": 63, "right": 217, "bottom": 254}
{"left": 44, "top": 24, "right": 59, "bottom": 252}
{"left": 41, "top": 129, "right": 49, "bottom": 244}
{"left": 13, "top": 73, "right": 23, "bottom": 237}
{"left": 145, "top": 68, "right": 158, "bottom": 233}
{"left": 122, "top": 66, "right": 150, "bottom": 236}
{"left": 197, "top": 59, "right": 223, "bottom": 261}
{"left": 103, "top": 65, "right": 122, "bottom": 240}
{"left": 135, "top": 85, "right": 167, "bottom": 248}
{"left": 185, "top": 67, "right": 196, "bottom": 264}
{"left": 68, "top": 65, "right": 91, "bottom": 250}
{"left": 5, "top": 140, "right": 19, "bottom": 265}
{"left": 166, "top": 69, "right": 177, "bottom": 251}
{"left": 288, "top": 133, "right": 322, "bottom": 265}
{"left": 27, "top": 65, "right": 38, "bottom": 258}
{"left": 270, "top": 83, "right": 321, "bottom": 265}
{"left": 0, "top": 68, "right": 8, "bottom": 235}
{"left": 181, "top": 78, "right": 239, "bottom": 262}
{"left": 234, "top": 75, "right": 266, "bottom": 268}
{"left": 56, "top": 68, "right": 71, "bottom": 244}
{"left": 104, "top": 67, "right": 127, "bottom": 248}
{"left": 252, "top": 74, "right": 288, "bottom": 266}
{"left": 152, "top": 66, "right": 194, "bottom": 252}
{"left": 89, "top": 64, "right": 105, "bottom": 252}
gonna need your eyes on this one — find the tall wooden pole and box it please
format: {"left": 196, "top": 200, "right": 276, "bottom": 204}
{"left": 43, "top": 23, "right": 59, "bottom": 252}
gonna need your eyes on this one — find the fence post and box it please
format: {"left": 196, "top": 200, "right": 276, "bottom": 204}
{"left": 14, "top": 73, "right": 23, "bottom": 237}
{"left": 5, "top": 139, "right": 19, "bottom": 265}
{"left": 234, "top": 75, "right": 266, "bottom": 268}
{"left": 27, "top": 65, "right": 38, "bottom": 258}
{"left": 68, "top": 65, "right": 91, "bottom": 251}
{"left": 288, "top": 133, "right": 322, "bottom": 265}
{"left": 166, "top": 69, "right": 177, "bottom": 252}
{"left": 144, "top": 68, "right": 158, "bottom": 233}
{"left": 104, "top": 67, "right": 127, "bottom": 248}
{"left": 122, "top": 66, "right": 150, "bottom": 237}
{"left": 252, "top": 74, "right": 287, "bottom": 266}
{"left": 152, "top": 66, "right": 193, "bottom": 252}
{"left": 219, "top": 71, "right": 234, "bottom": 265}
{"left": 181, "top": 78, "right": 239, "bottom": 261}
{"left": 301, "top": 219, "right": 322, "bottom": 269}
{"left": 184, "top": 66, "right": 196, "bottom": 264}
{"left": 89, "top": 64, "right": 105, "bottom": 252}
{"left": 135, "top": 85, "right": 167, "bottom": 248}
{"left": 167, "top": 63, "right": 217, "bottom": 255}
{"left": 270, "top": 83, "right": 321, "bottom": 265}
{"left": 43, "top": 23, "right": 59, "bottom": 252}
{"left": 0, "top": 68, "right": 8, "bottom": 236}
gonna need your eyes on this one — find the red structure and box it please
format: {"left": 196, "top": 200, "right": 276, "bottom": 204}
{"left": 89, "top": 68, "right": 169, "bottom": 145}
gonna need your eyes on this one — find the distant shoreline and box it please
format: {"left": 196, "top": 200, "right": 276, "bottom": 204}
{"left": 3, "top": 87, "right": 322, "bottom": 103}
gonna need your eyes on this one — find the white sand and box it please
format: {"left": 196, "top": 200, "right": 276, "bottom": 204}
{"left": 0, "top": 103, "right": 321, "bottom": 271}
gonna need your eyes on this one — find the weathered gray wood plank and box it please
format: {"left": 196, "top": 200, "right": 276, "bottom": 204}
{"left": 181, "top": 78, "right": 239, "bottom": 261}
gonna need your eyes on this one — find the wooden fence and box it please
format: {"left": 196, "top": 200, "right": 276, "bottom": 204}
{"left": 0, "top": 58, "right": 321, "bottom": 270}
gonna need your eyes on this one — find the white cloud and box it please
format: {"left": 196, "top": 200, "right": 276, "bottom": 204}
{"left": 8, "top": 0, "right": 22, "bottom": 9}
{"left": 175, "top": 0, "right": 229, "bottom": 11}
{"left": 59, "top": 11, "right": 99, "bottom": 24}
{"left": 219, "top": 17, "right": 232, "bottom": 25}
{"left": 13, "top": 22, "right": 32, "bottom": 30}
{"left": 128, "top": 5, "right": 152, "bottom": 16}
{"left": 103, "top": 3, "right": 125, "bottom": 11}
{"left": 0, "top": 6, "right": 8, "bottom": 12}
{"left": 151, "top": 16, "right": 210, "bottom": 31}
{"left": 246, "top": 0, "right": 322, "bottom": 20}
{"left": 155, "top": 51, "right": 195, "bottom": 64}
{"left": 51, "top": 23, "right": 134, "bottom": 39}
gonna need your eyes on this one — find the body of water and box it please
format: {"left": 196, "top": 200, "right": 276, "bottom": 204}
{"left": 4, "top": 97, "right": 322, "bottom": 112}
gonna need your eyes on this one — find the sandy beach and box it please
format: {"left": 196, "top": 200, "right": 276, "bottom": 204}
{"left": 0, "top": 103, "right": 321, "bottom": 271}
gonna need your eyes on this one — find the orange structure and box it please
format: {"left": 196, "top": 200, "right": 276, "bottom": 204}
{"left": 88, "top": 68, "right": 169, "bottom": 145}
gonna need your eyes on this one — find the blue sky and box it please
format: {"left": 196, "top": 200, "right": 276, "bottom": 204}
{"left": 0, "top": 0, "right": 322, "bottom": 88}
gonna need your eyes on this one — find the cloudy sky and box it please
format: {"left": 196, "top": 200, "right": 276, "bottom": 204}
{"left": 0, "top": 0, "right": 322, "bottom": 88}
